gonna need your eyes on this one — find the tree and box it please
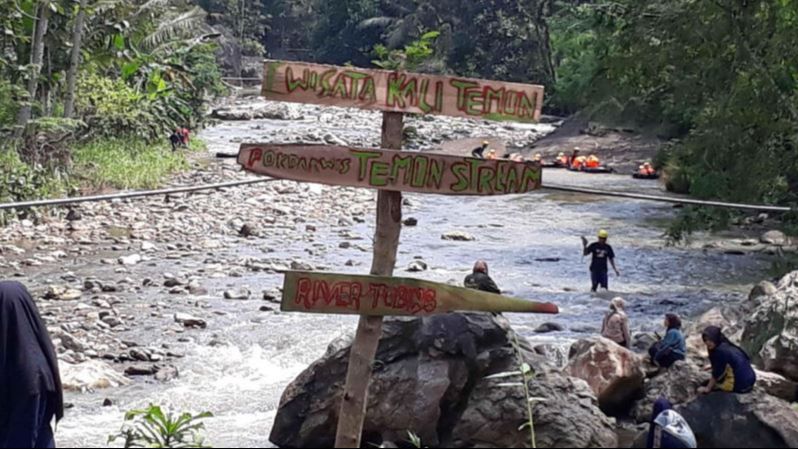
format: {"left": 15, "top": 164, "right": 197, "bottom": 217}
{"left": 63, "top": 0, "right": 88, "bottom": 118}
{"left": 16, "top": 0, "right": 52, "bottom": 131}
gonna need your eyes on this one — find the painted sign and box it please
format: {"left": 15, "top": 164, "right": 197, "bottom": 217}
{"left": 262, "top": 60, "right": 545, "bottom": 123}
{"left": 238, "top": 144, "right": 542, "bottom": 195}
{"left": 282, "top": 271, "right": 559, "bottom": 317}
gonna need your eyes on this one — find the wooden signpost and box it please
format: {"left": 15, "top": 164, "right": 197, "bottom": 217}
{"left": 238, "top": 144, "right": 542, "bottom": 195}
{"left": 240, "top": 60, "right": 551, "bottom": 448}
{"left": 282, "top": 271, "right": 559, "bottom": 316}
{"left": 262, "top": 60, "right": 545, "bottom": 123}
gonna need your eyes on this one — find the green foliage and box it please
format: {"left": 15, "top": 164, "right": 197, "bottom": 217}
{"left": 549, "top": 0, "right": 798, "bottom": 235}
{"left": 485, "top": 333, "right": 540, "bottom": 449}
{"left": 372, "top": 31, "right": 439, "bottom": 71}
{"left": 72, "top": 137, "right": 196, "bottom": 190}
{"left": 108, "top": 405, "right": 213, "bottom": 449}
{"left": 76, "top": 74, "right": 158, "bottom": 139}
{"left": 311, "top": 0, "right": 382, "bottom": 67}
{"left": 0, "top": 148, "right": 70, "bottom": 224}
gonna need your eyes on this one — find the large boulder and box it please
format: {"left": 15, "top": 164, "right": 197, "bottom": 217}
{"left": 678, "top": 391, "right": 798, "bottom": 448}
{"left": 630, "top": 361, "right": 710, "bottom": 423}
{"left": 566, "top": 337, "right": 645, "bottom": 414}
{"left": 756, "top": 370, "right": 798, "bottom": 404}
{"left": 269, "top": 313, "right": 618, "bottom": 448}
{"left": 741, "top": 271, "right": 798, "bottom": 382}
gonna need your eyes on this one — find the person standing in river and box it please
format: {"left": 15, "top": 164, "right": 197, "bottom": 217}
{"left": 0, "top": 281, "right": 64, "bottom": 448}
{"left": 601, "top": 297, "right": 631, "bottom": 348}
{"left": 464, "top": 260, "right": 501, "bottom": 294}
{"left": 582, "top": 230, "right": 621, "bottom": 292}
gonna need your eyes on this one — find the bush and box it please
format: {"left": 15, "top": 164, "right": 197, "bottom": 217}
{"left": 76, "top": 74, "right": 161, "bottom": 140}
{"left": 71, "top": 137, "right": 195, "bottom": 190}
{"left": 108, "top": 405, "right": 213, "bottom": 448}
{"left": 0, "top": 148, "right": 70, "bottom": 224}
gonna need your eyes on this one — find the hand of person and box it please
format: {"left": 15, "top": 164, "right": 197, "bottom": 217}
{"left": 615, "top": 268, "right": 621, "bottom": 277}
{"left": 581, "top": 236, "right": 588, "bottom": 246}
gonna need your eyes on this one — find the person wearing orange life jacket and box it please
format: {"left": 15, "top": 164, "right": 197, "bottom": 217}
{"left": 639, "top": 162, "right": 656, "bottom": 176}
{"left": 572, "top": 156, "right": 588, "bottom": 171}
{"left": 556, "top": 152, "right": 569, "bottom": 167}
{"left": 586, "top": 154, "right": 601, "bottom": 169}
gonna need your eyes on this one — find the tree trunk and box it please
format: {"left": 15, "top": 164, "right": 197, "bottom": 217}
{"left": 16, "top": 2, "right": 51, "bottom": 131}
{"left": 64, "top": 0, "right": 88, "bottom": 119}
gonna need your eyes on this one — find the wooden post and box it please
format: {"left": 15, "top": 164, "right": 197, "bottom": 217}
{"left": 334, "top": 112, "right": 404, "bottom": 448}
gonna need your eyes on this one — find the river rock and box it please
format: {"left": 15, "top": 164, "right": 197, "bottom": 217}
{"left": 224, "top": 287, "right": 251, "bottom": 300}
{"left": 631, "top": 332, "right": 658, "bottom": 354}
{"left": 567, "top": 337, "right": 646, "bottom": 414}
{"left": 750, "top": 280, "right": 778, "bottom": 303}
{"left": 406, "top": 260, "right": 428, "bottom": 272}
{"left": 741, "top": 271, "right": 798, "bottom": 382}
{"left": 442, "top": 231, "right": 476, "bottom": 242}
{"left": 60, "top": 360, "right": 131, "bottom": 392}
{"left": 174, "top": 313, "right": 207, "bottom": 329}
{"left": 630, "top": 360, "right": 710, "bottom": 423}
{"left": 57, "top": 332, "right": 87, "bottom": 353}
{"left": 756, "top": 370, "right": 798, "bottom": 403}
{"left": 118, "top": 254, "right": 142, "bottom": 266}
{"left": 534, "top": 322, "right": 564, "bottom": 334}
{"left": 761, "top": 230, "right": 788, "bottom": 245}
{"left": 45, "top": 286, "right": 82, "bottom": 301}
{"left": 125, "top": 365, "right": 157, "bottom": 376}
{"left": 678, "top": 391, "right": 798, "bottom": 448}
{"left": 269, "top": 313, "right": 618, "bottom": 448}
{"left": 154, "top": 364, "right": 180, "bottom": 382}
{"left": 403, "top": 217, "right": 418, "bottom": 227}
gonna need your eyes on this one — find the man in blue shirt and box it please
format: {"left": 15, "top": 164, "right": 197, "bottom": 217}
{"left": 582, "top": 230, "right": 621, "bottom": 292}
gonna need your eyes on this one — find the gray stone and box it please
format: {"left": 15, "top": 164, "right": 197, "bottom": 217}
{"left": 406, "top": 260, "right": 428, "bottom": 272}
{"left": 118, "top": 254, "right": 142, "bottom": 266}
{"left": 761, "top": 230, "right": 789, "bottom": 246}
{"left": 174, "top": 313, "right": 207, "bottom": 329}
{"left": 269, "top": 313, "right": 617, "bottom": 448}
{"left": 678, "top": 390, "right": 798, "bottom": 448}
{"left": 224, "top": 288, "right": 251, "bottom": 300}
{"left": 441, "top": 231, "right": 476, "bottom": 242}
{"left": 534, "top": 322, "right": 564, "bottom": 334}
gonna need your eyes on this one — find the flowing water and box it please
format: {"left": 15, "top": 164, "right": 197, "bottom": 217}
{"left": 52, "top": 114, "right": 771, "bottom": 448}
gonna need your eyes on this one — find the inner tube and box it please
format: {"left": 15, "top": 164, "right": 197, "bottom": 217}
{"left": 573, "top": 166, "right": 615, "bottom": 174}
{"left": 633, "top": 173, "right": 660, "bottom": 180}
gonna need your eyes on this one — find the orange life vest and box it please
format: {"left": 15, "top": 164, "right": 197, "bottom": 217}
{"left": 586, "top": 156, "right": 600, "bottom": 168}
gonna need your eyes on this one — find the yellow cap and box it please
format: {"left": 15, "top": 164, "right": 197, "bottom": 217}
{"left": 598, "top": 230, "right": 609, "bottom": 238}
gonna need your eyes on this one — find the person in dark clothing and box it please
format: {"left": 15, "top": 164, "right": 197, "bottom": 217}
{"left": 581, "top": 230, "right": 620, "bottom": 292}
{"left": 646, "top": 398, "right": 697, "bottom": 448}
{"left": 169, "top": 130, "right": 182, "bottom": 152}
{"left": 464, "top": 260, "right": 501, "bottom": 294}
{"left": 471, "top": 141, "right": 490, "bottom": 159}
{"left": 0, "top": 281, "right": 64, "bottom": 448}
{"left": 698, "top": 326, "right": 756, "bottom": 394}
{"left": 648, "top": 314, "right": 687, "bottom": 369}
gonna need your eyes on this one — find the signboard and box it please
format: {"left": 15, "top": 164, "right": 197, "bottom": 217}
{"left": 281, "top": 271, "right": 559, "bottom": 317}
{"left": 238, "top": 144, "right": 542, "bottom": 195}
{"left": 262, "top": 60, "right": 545, "bottom": 123}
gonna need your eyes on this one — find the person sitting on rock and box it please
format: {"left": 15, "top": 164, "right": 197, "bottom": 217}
{"left": 556, "top": 152, "right": 569, "bottom": 167}
{"left": 586, "top": 154, "right": 601, "bottom": 169}
{"left": 646, "top": 397, "right": 697, "bottom": 448}
{"left": 464, "top": 260, "right": 501, "bottom": 294}
{"left": 648, "top": 314, "right": 687, "bottom": 369}
{"left": 698, "top": 326, "right": 756, "bottom": 395}
{"left": 601, "top": 297, "right": 631, "bottom": 348}
{"left": 0, "top": 281, "right": 64, "bottom": 448}
{"left": 486, "top": 149, "right": 498, "bottom": 160}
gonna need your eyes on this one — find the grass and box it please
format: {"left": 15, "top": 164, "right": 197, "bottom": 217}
{"left": 72, "top": 137, "right": 204, "bottom": 191}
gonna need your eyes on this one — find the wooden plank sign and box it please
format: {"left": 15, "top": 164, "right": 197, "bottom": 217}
{"left": 262, "top": 60, "right": 545, "bottom": 123}
{"left": 238, "top": 144, "right": 542, "bottom": 195}
{"left": 282, "top": 271, "right": 559, "bottom": 317}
